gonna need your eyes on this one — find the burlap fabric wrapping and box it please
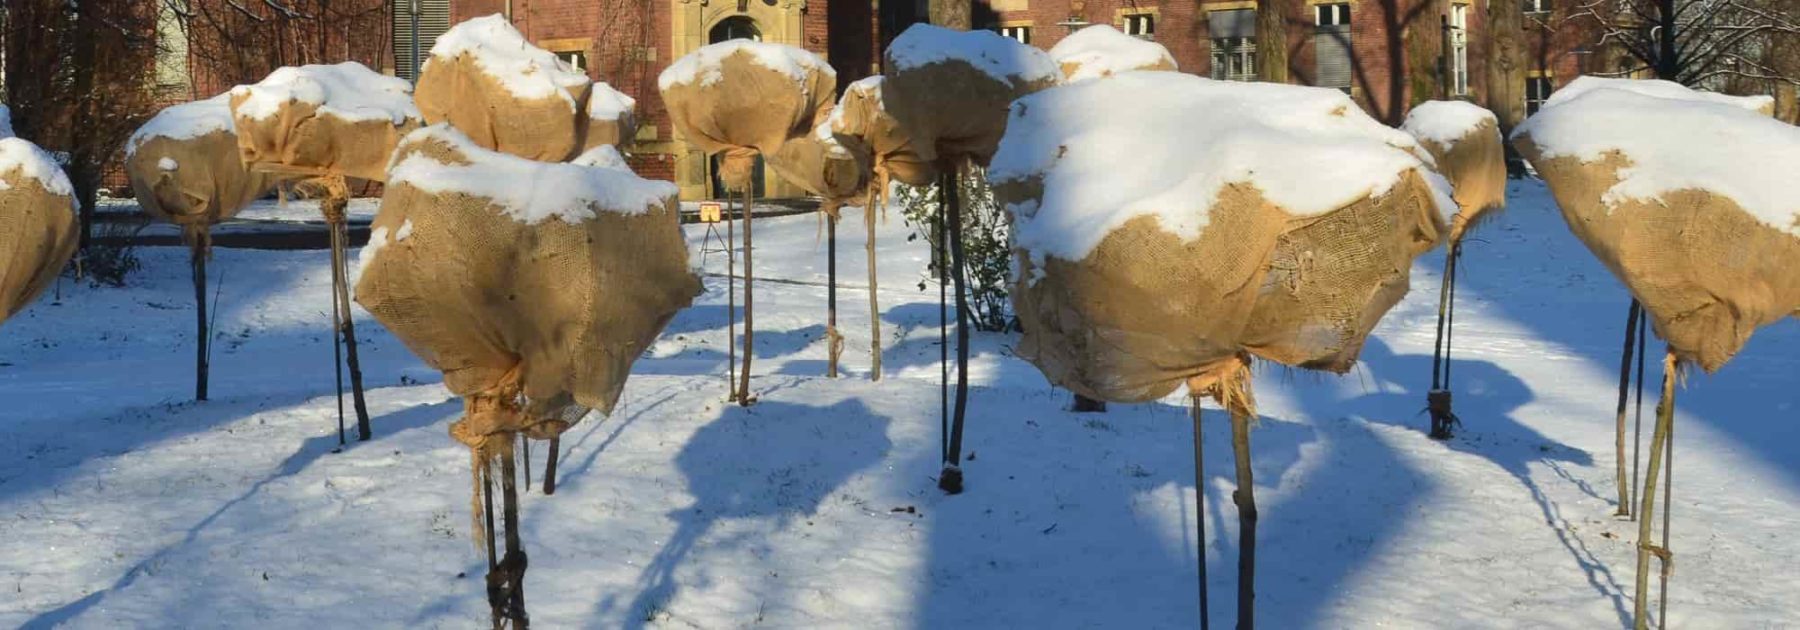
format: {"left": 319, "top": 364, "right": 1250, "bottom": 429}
{"left": 415, "top": 15, "right": 599, "bottom": 162}
{"left": 127, "top": 96, "right": 281, "bottom": 241}
{"left": 1512, "top": 80, "right": 1796, "bottom": 372}
{"left": 0, "top": 138, "right": 78, "bottom": 324}
{"left": 996, "top": 73, "right": 1448, "bottom": 402}
{"left": 767, "top": 117, "right": 871, "bottom": 208}
{"left": 659, "top": 40, "right": 836, "bottom": 191}
{"left": 581, "top": 81, "right": 639, "bottom": 153}
{"left": 229, "top": 62, "right": 423, "bottom": 182}
{"left": 882, "top": 24, "right": 1062, "bottom": 167}
{"left": 1048, "top": 24, "right": 1178, "bottom": 84}
{"left": 356, "top": 125, "right": 698, "bottom": 447}
{"left": 829, "top": 76, "right": 935, "bottom": 187}
{"left": 1401, "top": 101, "right": 1506, "bottom": 243}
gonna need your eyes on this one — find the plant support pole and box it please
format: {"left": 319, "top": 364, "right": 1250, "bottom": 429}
{"left": 727, "top": 191, "right": 738, "bottom": 400}
{"left": 1633, "top": 350, "right": 1677, "bottom": 630}
{"left": 1230, "top": 400, "right": 1257, "bottom": 630}
{"left": 191, "top": 236, "right": 209, "bottom": 402}
{"left": 827, "top": 208, "right": 840, "bottom": 378}
{"left": 866, "top": 186, "right": 883, "bottom": 381}
{"left": 325, "top": 183, "right": 372, "bottom": 441}
{"left": 940, "top": 166, "right": 971, "bottom": 495}
{"left": 1193, "top": 397, "right": 1211, "bottom": 630}
{"left": 737, "top": 185, "right": 755, "bottom": 406}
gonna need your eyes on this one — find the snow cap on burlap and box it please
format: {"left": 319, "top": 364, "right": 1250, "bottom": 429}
{"left": 1048, "top": 25, "right": 1178, "bottom": 83}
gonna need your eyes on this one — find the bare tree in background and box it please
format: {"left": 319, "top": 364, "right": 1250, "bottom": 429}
{"left": 1575, "top": 0, "right": 1800, "bottom": 86}
{"left": 164, "top": 0, "right": 390, "bottom": 96}
{"left": 2, "top": 1, "right": 161, "bottom": 263}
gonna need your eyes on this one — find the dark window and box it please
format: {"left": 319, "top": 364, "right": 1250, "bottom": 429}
{"left": 1526, "top": 76, "right": 1554, "bottom": 114}
{"left": 1208, "top": 9, "right": 1257, "bottom": 82}
{"left": 1313, "top": 4, "right": 1352, "bottom": 90}
{"left": 1124, "top": 13, "right": 1155, "bottom": 39}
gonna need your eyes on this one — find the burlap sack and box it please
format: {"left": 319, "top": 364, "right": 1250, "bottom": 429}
{"left": 355, "top": 127, "right": 699, "bottom": 438}
{"left": 1416, "top": 119, "right": 1506, "bottom": 242}
{"left": 768, "top": 119, "right": 871, "bottom": 206}
{"left": 883, "top": 26, "right": 1061, "bottom": 167}
{"left": 659, "top": 41, "right": 835, "bottom": 191}
{"left": 1515, "top": 140, "right": 1800, "bottom": 372}
{"left": 127, "top": 130, "right": 280, "bottom": 232}
{"left": 415, "top": 51, "right": 592, "bottom": 162}
{"left": 1007, "top": 173, "right": 1444, "bottom": 402}
{"left": 829, "top": 77, "right": 935, "bottom": 187}
{"left": 579, "top": 81, "right": 639, "bottom": 153}
{"left": 229, "top": 64, "right": 423, "bottom": 182}
{"left": 0, "top": 139, "right": 78, "bottom": 324}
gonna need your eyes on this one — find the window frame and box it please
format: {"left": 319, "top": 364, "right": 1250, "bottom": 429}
{"left": 1449, "top": 3, "right": 1470, "bottom": 96}
{"left": 1123, "top": 12, "right": 1156, "bottom": 39}
{"left": 1314, "top": 3, "right": 1350, "bottom": 27}
{"left": 1525, "top": 75, "right": 1554, "bottom": 114}
{"left": 1524, "top": 0, "right": 1551, "bottom": 14}
{"left": 998, "top": 24, "right": 1032, "bottom": 45}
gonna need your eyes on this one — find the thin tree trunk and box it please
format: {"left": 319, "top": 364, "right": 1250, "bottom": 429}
{"left": 1633, "top": 350, "right": 1676, "bottom": 630}
{"left": 1230, "top": 401, "right": 1257, "bottom": 630}
{"left": 827, "top": 209, "right": 840, "bottom": 378}
{"left": 737, "top": 185, "right": 755, "bottom": 406}
{"left": 192, "top": 237, "right": 210, "bottom": 401}
{"left": 1614, "top": 300, "right": 1641, "bottom": 516}
{"left": 866, "top": 187, "right": 883, "bottom": 381}
{"left": 1485, "top": 0, "right": 1527, "bottom": 174}
{"left": 728, "top": 193, "right": 738, "bottom": 400}
{"left": 324, "top": 181, "right": 371, "bottom": 440}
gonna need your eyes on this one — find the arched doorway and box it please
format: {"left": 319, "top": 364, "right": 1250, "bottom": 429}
{"left": 707, "top": 16, "right": 766, "bottom": 199}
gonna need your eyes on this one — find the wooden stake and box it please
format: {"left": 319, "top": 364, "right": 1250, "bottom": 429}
{"left": 737, "top": 185, "right": 755, "bottom": 406}
{"left": 323, "top": 180, "right": 372, "bottom": 440}
{"left": 1193, "top": 396, "right": 1211, "bottom": 630}
{"left": 826, "top": 208, "right": 840, "bottom": 378}
{"left": 866, "top": 184, "right": 883, "bottom": 381}
{"left": 726, "top": 191, "right": 738, "bottom": 401}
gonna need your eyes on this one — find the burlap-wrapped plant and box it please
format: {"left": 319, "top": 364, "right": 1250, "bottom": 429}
{"left": 1513, "top": 80, "right": 1800, "bottom": 373}
{"left": 356, "top": 124, "right": 698, "bottom": 444}
{"left": 1048, "top": 24, "right": 1178, "bottom": 84}
{"left": 882, "top": 24, "right": 1062, "bottom": 167}
{"left": 127, "top": 95, "right": 282, "bottom": 238}
{"left": 658, "top": 40, "right": 835, "bottom": 191}
{"left": 415, "top": 15, "right": 596, "bottom": 162}
{"left": 229, "top": 62, "right": 423, "bottom": 182}
{"left": 1402, "top": 100, "right": 1506, "bottom": 243}
{"left": 0, "top": 137, "right": 78, "bottom": 325}
{"left": 580, "top": 80, "right": 639, "bottom": 153}
{"left": 996, "top": 73, "right": 1449, "bottom": 403}
{"left": 829, "top": 76, "right": 934, "bottom": 188}
{"left": 768, "top": 115, "right": 870, "bottom": 207}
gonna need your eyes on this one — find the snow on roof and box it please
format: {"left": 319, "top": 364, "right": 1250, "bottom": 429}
{"left": 1048, "top": 25, "right": 1177, "bottom": 83}
{"left": 657, "top": 40, "right": 834, "bottom": 91}
{"left": 0, "top": 137, "right": 75, "bottom": 197}
{"left": 1401, "top": 100, "right": 1496, "bottom": 150}
{"left": 387, "top": 124, "right": 675, "bottom": 223}
{"left": 1513, "top": 82, "right": 1800, "bottom": 236}
{"left": 126, "top": 94, "right": 236, "bottom": 157}
{"left": 570, "top": 144, "right": 630, "bottom": 170}
{"left": 0, "top": 105, "right": 13, "bottom": 139}
{"left": 1544, "top": 76, "right": 1773, "bottom": 113}
{"left": 887, "top": 24, "right": 1060, "bottom": 85}
{"left": 587, "top": 80, "right": 636, "bottom": 122}
{"left": 229, "top": 62, "right": 420, "bottom": 125}
{"left": 993, "top": 72, "right": 1453, "bottom": 262}
{"left": 427, "top": 14, "right": 590, "bottom": 109}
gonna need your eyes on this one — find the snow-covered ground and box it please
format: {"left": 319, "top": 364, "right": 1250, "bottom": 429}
{"left": 4, "top": 180, "right": 1798, "bottom": 628}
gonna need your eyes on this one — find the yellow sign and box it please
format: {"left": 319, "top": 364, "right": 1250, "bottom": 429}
{"left": 699, "top": 202, "right": 723, "bottom": 223}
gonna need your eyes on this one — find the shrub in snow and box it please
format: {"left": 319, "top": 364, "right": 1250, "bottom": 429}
{"left": 1402, "top": 100, "right": 1506, "bottom": 242}
{"left": 882, "top": 24, "right": 1061, "bottom": 167}
{"left": 0, "top": 137, "right": 78, "bottom": 324}
{"left": 898, "top": 167, "right": 1014, "bottom": 332}
{"left": 659, "top": 40, "right": 836, "bottom": 192}
{"left": 1513, "top": 78, "right": 1800, "bottom": 372}
{"left": 1048, "top": 25, "right": 1177, "bottom": 84}
{"left": 228, "top": 62, "right": 423, "bottom": 182}
{"left": 356, "top": 123, "right": 698, "bottom": 441}
{"left": 993, "top": 72, "right": 1449, "bottom": 402}
{"left": 126, "top": 94, "right": 284, "bottom": 234}
{"left": 415, "top": 15, "right": 637, "bottom": 162}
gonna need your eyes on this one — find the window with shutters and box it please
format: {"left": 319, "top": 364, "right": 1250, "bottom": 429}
{"left": 1450, "top": 3, "right": 1469, "bottom": 96}
{"left": 999, "top": 25, "right": 1032, "bottom": 44}
{"left": 1526, "top": 75, "right": 1553, "bottom": 114}
{"left": 1208, "top": 9, "right": 1257, "bottom": 82}
{"left": 1313, "top": 3, "right": 1352, "bottom": 91}
{"left": 1123, "top": 13, "right": 1155, "bottom": 39}
{"left": 392, "top": 0, "right": 452, "bottom": 82}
